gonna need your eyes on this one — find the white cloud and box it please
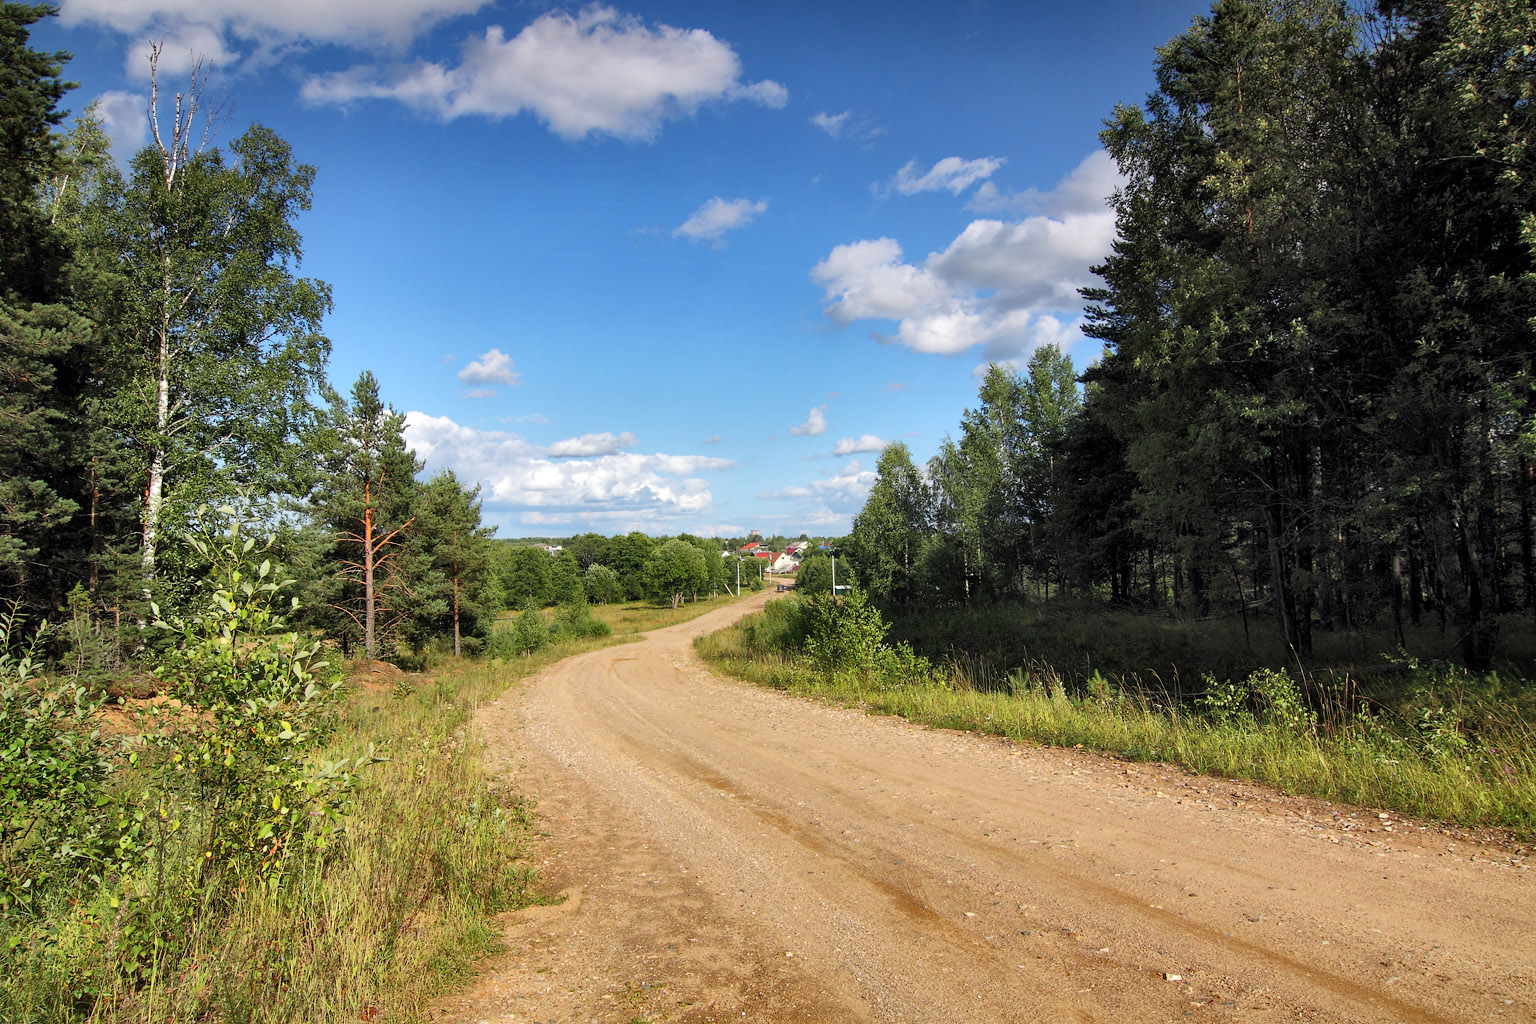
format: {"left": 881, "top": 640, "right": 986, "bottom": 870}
{"left": 404, "top": 413, "right": 734, "bottom": 524}
{"left": 965, "top": 149, "right": 1123, "bottom": 217}
{"left": 547, "top": 431, "right": 637, "bottom": 457}
{"left": 302, "top": 7, "right": 786, "bottom": 141}
{"left": 125, "top": 24, "right": 236, "bottom": 78}
{"left": 811, "top": 151, "right": 1118, "bottom": 365}
{"left": 88, "top": 91, "right": 149, "bottom": 167}
{"left": 458, "top": 348, "right": 520, "bottom": 386}
{"left": 810, "top": 238, "right": 950, "bottom": 324}
{"left": 883, "top": 155, "right": 1006, "bottom": 197}
{"left": 760, "top": 459, "right": 876, "bottom": 507}
{"left": 59, "top": 0, "right": 486, "bottom": 52}
{"left": 702, "top": 434, "right": 722, "bottom": 444}
{"left": 674, "top": 197, "right": 767, "bottom": 243}
{"left": 730, "top": 79, "right": 787, "bottom": 108}
{"left": 809, "top": 108, "right": 881, "bottom": 145}
{"left": 832, "top": 434, "right": 888, "bottom": 456}
{"left": 810, "top": 109, "right": 850, "bottom": 137}
{"left": 789, "top": 405, "right": 827, "bottom": 437}
{"left": 509, "top": 412, "right": 549, "bottom": 424}
{"left": 462, "top": 387, "right": 497, "bottom": 400}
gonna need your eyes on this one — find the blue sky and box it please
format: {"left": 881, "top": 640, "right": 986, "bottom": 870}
{"left": 36, "top": 0, "right": 1200, "bottom": 539}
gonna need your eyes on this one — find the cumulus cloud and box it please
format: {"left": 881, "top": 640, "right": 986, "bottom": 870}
{"left": 547, "top": 431, "right": 637, "bottom": 457}
{"left": 831, "top": 434, "right": 888, "bottom": 456}
{"left": 88, "top": 90, "right": 149, "bottom": 167}
{"left": 965, "top": 149, "right": 1123, "bottom": 217}
{"left": 674, "top": 197, "right": 767, "bottom": 243}
{"left": 457, "top": 348, "right": 520, "bottom": 387}
{"left": 811, "top": 151, "right": 1118, "bottom": 365}
{"left": 882, "top": 155, "right": 1005, "bottom": 197}
{"left": 125, "top": 24, "right": 236, "bottom": 78}
{"left": 789, "top": 405, "right": 827, "bottom": 437}
{"left": 404, "top": 413, "right": 734, "bottom": 524}
{"left": 302, "top": 6, "right": 786, "bottom": 141}
{"left": 60, "top": 0, "right": 487, "bottom": 72}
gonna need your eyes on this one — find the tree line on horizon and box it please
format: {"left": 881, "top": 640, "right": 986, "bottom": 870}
{"left": 845, "top": 0, "right": 1534, "bottom": 671}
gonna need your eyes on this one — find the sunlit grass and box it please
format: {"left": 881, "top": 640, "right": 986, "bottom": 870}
{"left": 697, "top": 613, "right": 1536, "bottom": 837}
{"left": 4, "top": 637, "right": 619, "bottom": 1024}
{"left": 587, "top": 587, "right": 757, "bottom": 636}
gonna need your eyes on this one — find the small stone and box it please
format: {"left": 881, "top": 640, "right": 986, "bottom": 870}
{"left": 1165, "top": 973, "right": 1183, "bottom": 982}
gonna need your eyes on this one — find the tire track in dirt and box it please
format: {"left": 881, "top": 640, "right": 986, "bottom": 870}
{"left": 433, "top": 591, "right": 1533, "bottom": 1024}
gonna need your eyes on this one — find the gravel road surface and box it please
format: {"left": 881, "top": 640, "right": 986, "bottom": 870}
{"left": 433, "top": 589, "right": 1532, "bottom": 1024}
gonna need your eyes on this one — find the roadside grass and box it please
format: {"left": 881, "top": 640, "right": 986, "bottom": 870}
{"left": 3, "top": 638, "right": 618, "bottom": 1024}
{"left": 696, "top": 603, "right": 1536, "bottom": 837}
{"left": 588, "top": 587, "right": 756, "bottom": 636}
{"left": 889, "top": 599, "right": 1536, "bottom": 718}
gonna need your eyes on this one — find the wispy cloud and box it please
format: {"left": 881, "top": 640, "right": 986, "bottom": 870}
{"left": 674, "top": 197, "right": 767, "bottom": 244}
{"left": 881, "top": 155, "right": 1005, "bottom": 197}
{"left": 809, "top": 108, "right": 882, "bottom": 144}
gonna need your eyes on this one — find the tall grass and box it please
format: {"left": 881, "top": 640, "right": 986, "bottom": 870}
{"left": 3, "top": 639, "right": 616, "bottom": 1024}
{"left": 697, "top": 603, "right": 1536, "bottom": 836}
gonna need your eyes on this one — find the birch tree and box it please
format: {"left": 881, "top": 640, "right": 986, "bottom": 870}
{"left": 104, "top": 49, "right": 331, "bottom": 586}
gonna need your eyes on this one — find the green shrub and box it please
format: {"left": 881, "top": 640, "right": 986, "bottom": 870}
{"left": 0, "top": 607, "right": 115, "bottom": 920}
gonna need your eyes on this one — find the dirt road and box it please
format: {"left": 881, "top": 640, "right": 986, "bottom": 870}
{"left": 435, "top": 590, "right": 1532, "bottom": 1023}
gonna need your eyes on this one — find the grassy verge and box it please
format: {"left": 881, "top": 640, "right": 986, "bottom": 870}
{"left": 697, "top": 601, "right": 1536, "bottom": 837}
{"left": 588, "top": 587, "right": 756, "bottom": 636}
{"left": 4, "top": 637, "right": 618, "bottom": 1024}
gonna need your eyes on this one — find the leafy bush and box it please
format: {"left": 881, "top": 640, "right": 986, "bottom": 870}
{"left": 0, "top": 607, "right": 115, "bottom": 919}
{"left": 144, "top": 507, "right": 367, "bottom": 886}
{"left": 552, "top": 603, "right": 611, "bottom": 641}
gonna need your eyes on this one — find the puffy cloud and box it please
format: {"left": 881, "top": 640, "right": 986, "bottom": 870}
{"left": 458, "top": 348, "right": 520, "bottom": 387}
{"left": 60, "top": 0, "right": 487, "bottom": 68}
{"left": 403, "top": 413, "right": 734, "bottom": 525}
{"left": 674, "top": 197, "right": 767, "bottom": 243}
{"left": 831, "top": 434, "right": 888, "bottom": 456}
{"left": 965, "top": 149, "right": 1123, "bottom": 217}
{"left": 302, "top": 7, "right": 786, "bottom": 141}
{"left": 883, "top": 155, "right": 1005, "bottom": 197}
{"left": 810, "top": 238, "right": 950, "bottom": 324}
{"left": 88, "top": 90, "right": 149, "bottom": 167}
{"left": 811, "top": 151, "right": 1117, "bottom": 365}
{"left": 789, "top": 404, "right": 827, "bottom": 437}
{"left": 547, "top": 431, "right": 637, "bottom": 457}
{"left": 125, "top": 24, "right": 236, "bottom": 78}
